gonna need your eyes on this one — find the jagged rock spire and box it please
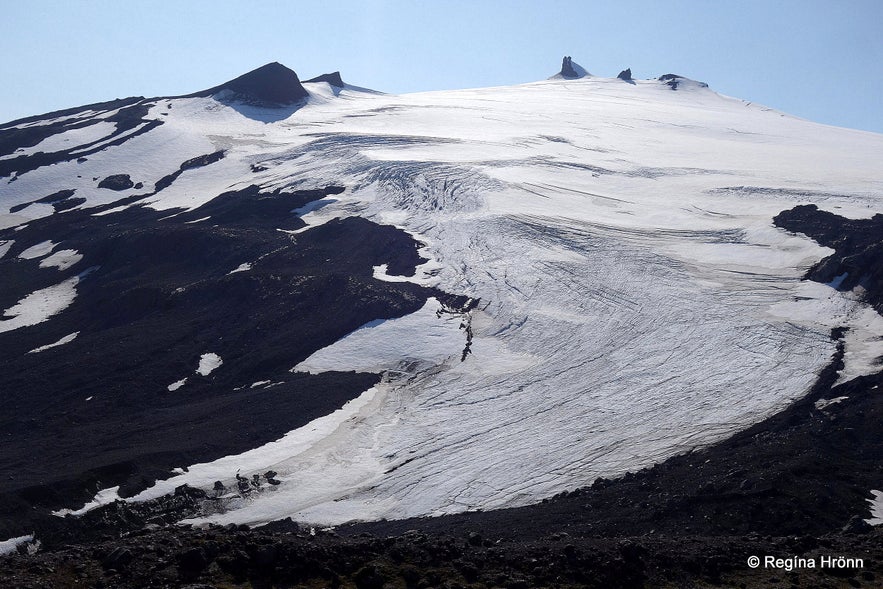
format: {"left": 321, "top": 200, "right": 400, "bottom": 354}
{"left": 561, "top": 56, "right": 579, "bottom": 79}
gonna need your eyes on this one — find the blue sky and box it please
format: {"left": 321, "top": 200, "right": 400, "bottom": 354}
{"left": 2, "top": 0, "right": 882, "bottom": 133}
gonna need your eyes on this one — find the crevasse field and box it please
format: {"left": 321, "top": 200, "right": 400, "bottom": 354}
{"left": 5, "top": 73, "right": 883, "bottom": 526}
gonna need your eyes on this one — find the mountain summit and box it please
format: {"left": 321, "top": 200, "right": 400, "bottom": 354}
{"left": 552, "top": 55, "right": 590, "bottom": 79}
{"left": 193, "top": 62, "right": 310, "bottom": 105}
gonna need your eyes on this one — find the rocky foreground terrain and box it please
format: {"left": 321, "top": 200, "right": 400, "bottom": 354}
{"left": 2, "top": 524, "right": 881, "bottom": 589}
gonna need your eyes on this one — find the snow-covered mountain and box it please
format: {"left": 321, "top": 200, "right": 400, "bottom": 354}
{"left": 1, "top": 60, "right": 882, "bottom": 535}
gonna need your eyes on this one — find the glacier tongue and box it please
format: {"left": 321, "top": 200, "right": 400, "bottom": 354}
{"left": 177, "top": 210, "right": 835, "bottom": 526}
{"left": 26, "top": 76, "right": 883, "bottom": 526}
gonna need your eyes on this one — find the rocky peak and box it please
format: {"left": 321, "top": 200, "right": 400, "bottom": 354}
{"left": 555, "top": 56, "right": 590, "bottom": 80}
{"left": 561, "top": 56, "right": 578, "bottom": 78}
{"left": 304, "top": 71, "right": 345, "bottom": 88}
{"left": 193, "top": 62, "right": 309, "bottom": 105}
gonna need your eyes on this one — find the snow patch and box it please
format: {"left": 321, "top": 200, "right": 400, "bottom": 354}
{"left": 0, "top": 240, "right": 13, "bottom": 258}
{"left": 18, "top": 240, "right": 56, "bottom": 259}
{"left": 38, "top": 249, "right": 83, "bottom": 271}
{"left": 868, "top": 490, "right": 883, "bottom": 526}
{"left": 0, "top": 535, "right": 34, "bottom": 556}
{"left": 0, "top": 277, "right": 80, "bottom": 334}
{"left": 228, "top": 262, "right": 252, "bottom": 275}
{"left": 196, "top": 353, "right": 223, "bottom": 376}
{"left": 52, "top": 486, "right": 121, "bottom": 517}
{"left": 372, "top": 263, "right": 421, "bottom": 283}
{"left": 27, "top": 331, "right": 79, "bottom": 354}
{"left": 814, "top": 396, "right": 848, "bottom": 410}
{"left": 168, "top": 378, "right": 188, "bottom": 391}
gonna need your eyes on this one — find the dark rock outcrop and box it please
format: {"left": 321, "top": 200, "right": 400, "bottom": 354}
{"left": 659, "top": 73, "right": 683, "bottom": 90}
{"left": 98, "top": 174, "right": 134, "bottom": 191}
{"left": 617, "top": 68, "right": 633, "bottom": 81}
{"left": 9, "top": 189, "right": 78, "bottom": 213}
{"left": 304, "top": 71, "right": 345, "bottom": 88}
{"left": 191, "top": 62, "right": 309, "bottom": 105}
{"left": 658, "top": 73, "right": 708, "bottom": 90}
{"left": 774, "top": 204, "right": 883, "bottom": 314}
{"left": 154, "top": 150, "right": 225, "bottom": 192}
{"left": 560, "top": 56, "right": 579, "bottom": 78}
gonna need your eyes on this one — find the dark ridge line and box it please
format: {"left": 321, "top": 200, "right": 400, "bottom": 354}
{"left": 154, "top": 150, "right": 226, "bottom": 192}
{"left": 0, "top": 96, "right": 144, "bottom": 131}
{"left": 304, "top": 72, "right": 345, "bottom": 88}
{"left": 9, "top": 189, "right": 77, "bottom": 214}
{"left": 1, "top": 101, "right": 163, "bottom": 179}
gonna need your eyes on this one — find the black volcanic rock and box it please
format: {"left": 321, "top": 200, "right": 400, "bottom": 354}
{"left": 2, "top": 524, "right": 882, "bottom": 589}
{"left": 774, "top": 204, "right": 883, "bottom": 314}
{"left": 617, "top": 68, "right": 633, "bottom": 81}
{"left": 98, "top": 173, "right": 134, "bottom": 191}
{"left": 9, "top": 189, "right": 77, "bottom": 213}
{"left": 658, "top": 73, "right": 708, "bottom": 90}
{"left": 659, "top": 73, "right": 683, "bottom": 90}
{"left": 192, "top": 62, "right": 309, "bottom": 105}
{"left": 304, "top": 71, "right": 345, "bottom": 87}
{"left": 154, "top": 150, "right": 226, "bottom": 192}
{"left": 560, "top": 56, "right": 578, "bottom": 78}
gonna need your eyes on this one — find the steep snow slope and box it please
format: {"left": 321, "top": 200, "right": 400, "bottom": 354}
{"left": 3, "top": 72, "right": 883, "bottom": 527}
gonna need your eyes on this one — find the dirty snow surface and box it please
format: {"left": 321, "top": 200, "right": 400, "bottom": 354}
{"left": 869, "top": 490, "right": 883, "bottom": 526}
{"left": 0, "top": 534, "right": 34, "bottom": 556}
{"left": 5, "top": 74, "right": 883, "bottom": 527}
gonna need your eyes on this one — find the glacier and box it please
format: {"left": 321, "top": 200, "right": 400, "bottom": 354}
{"left": 4, "top": 70, "right": 883, "bottom": 527}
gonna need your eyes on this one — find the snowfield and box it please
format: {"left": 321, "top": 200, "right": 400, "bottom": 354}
{"left": 6, "top": 73, "right": 883, "bottom": 526}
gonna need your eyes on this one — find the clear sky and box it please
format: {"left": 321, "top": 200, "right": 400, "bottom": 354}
{"left": 2, "top": 0, "right": 882, "bottom": 134}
